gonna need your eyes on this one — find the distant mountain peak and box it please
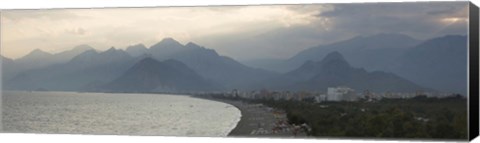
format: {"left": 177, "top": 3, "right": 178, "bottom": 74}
{"left": 157, "top": 38, "right": 182, "bottom": 46}
{"left": 103, "top": 47, "right": 122, "bottom": 54}
{"left": 319, "top": 52, "right": 352, "bottom": 72}
{"left": 162, "top": 37, "right": 176, "bottom": 41}
{"left": 100, "top": 47, "right": 131, "bottom": 58}
{"left": 70, "top": 49, "right": 99, "bottom": 60}
{"left": 276, "top": 49, "right": 427, "bottom": 92}
{"left": 20, "top": 49, "right": 52, "bottom": 60}
{"left": 185, "top": 42, "right": 202, "bottom": 49}
{"left": 30, "top": 49, "right": 52, "bottom": 55}
{"left": 149, "top": 38, "right": 185, "bottom": 52}
{"left": 103, "top": 56, "right": 217, "bottom": 92}
{"left": 125, "top": 44, "right": 148, "bottom": 57}
{"left": 322, "top": 51, "right": 345, "bottom": 62}
{"left": 107, "top": 47, "right": 116, "bottom": 51}
{"left": 86, "top": 49, "right": 99, "bottom": 54}
{"left": 286, "top": 52, "right": 351, "bottom": 81}
{"left": 127, "top": 44, "right": 147, "bottom": 49}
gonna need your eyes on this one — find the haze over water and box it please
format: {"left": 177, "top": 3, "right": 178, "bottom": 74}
{"left": 2, "top": 91, "right": 241, "bottom": 136}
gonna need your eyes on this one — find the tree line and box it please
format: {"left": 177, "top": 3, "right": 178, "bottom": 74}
{"left": 213, "top": 94, "right": 467, "bottom": 139}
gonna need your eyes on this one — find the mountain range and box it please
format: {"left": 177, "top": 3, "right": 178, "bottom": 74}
{"left": 5, "top": 47, "right": 136, "bottom": 91}
{"left": 244, "top": 33, "right": 420, "bottom": 72}
{"left": 3, "top": 38, "right": 276, "bottom": 92}
{"left": 16, "top": 45, "right": 94, "bottom": 71}
{"left": 1, "top": 34, "right": 468, "bottom": 95}
{"left": 102, "top": 57, "right": 219, "bottom": 92}
{"left": 128, "top": 38, "right": 278, "bottom": 89}
{"left": 243, "top": 33, "right": 468, "bottom": 95}
{"left": 256, "top": 51, "right": 427, "bottom": 92}
{"left": 391, "top": 35, "right": 467, "bottom": 95}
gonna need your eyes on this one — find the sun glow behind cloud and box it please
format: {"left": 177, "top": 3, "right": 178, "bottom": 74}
{"left": 441, "top": 17, "right": 468, "bottom": 23}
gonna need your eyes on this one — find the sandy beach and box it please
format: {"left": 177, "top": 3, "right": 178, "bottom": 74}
{"left": 200, "top": 97, "right": 307, "bottom": 137}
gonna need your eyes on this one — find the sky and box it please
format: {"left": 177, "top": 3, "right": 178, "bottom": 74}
{"left": 0, "top": 1, "right": 469, "bottom": 60}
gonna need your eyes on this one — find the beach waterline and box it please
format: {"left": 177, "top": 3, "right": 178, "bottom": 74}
{"left": 190, "top": 97, "right": 243, "bottom": 136}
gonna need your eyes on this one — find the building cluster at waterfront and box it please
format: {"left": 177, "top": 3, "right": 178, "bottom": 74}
{"left": 222, "top": 87, "right": 460, "bottom": 103}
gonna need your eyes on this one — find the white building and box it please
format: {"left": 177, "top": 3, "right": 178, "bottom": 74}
{"left": 314, "top": 94, "right": 327, "bottom": 103}
{"left": 326, "top": 87, "right": 357, "bottom": 101}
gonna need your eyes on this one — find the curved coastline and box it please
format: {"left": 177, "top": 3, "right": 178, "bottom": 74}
{"left": 194, "top": 97, "right": 296, "bottom": 137}
{"left": 225, "top": 104, "right": 242, "bottom": 136}
{"left": 208, "top": 99, "right": 247, "bottom": 136}
{"left": 223, "top": 100, "right": 251, "bottom": 136}
{"left": 190, "top": 97, "right": 247, "bottom": 136}
{"left": 188, "top": 96, "right": 243, "bottom": 136}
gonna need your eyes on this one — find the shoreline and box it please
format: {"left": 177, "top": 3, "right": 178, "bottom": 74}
{"left": 196, "top": 96, "right": 306, "bottom": 137}
{"left": 5, "top": 90, "right": 304, "bottom": 137}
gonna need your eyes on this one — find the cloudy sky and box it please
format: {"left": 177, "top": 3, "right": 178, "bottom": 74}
{"left": 0, "top": 1, "right": 469, "bottom": 60}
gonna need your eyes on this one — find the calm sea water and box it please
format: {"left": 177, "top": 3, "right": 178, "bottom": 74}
{"left": 2, "top": 91, "right": 241, "bottom": 136}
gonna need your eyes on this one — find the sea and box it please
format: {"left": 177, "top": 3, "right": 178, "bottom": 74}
{"left": 1, "top": 91, "right": 241, "bottom": 136}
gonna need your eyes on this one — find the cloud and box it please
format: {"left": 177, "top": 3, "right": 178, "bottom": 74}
{"left": 314, "top": 2, "right": 468, "bottom": 39}
{"left": 1, "top": 5, "right": 324, "bottom": 59}
{"left": 199, "top": 23, "right": 357, "bottom": 61}
{"left": 0, "top": 2, "right": 470, "bottom": 60}
{"left": 2, "top": 9, "right": 82, "bottom": 21}
{"left": 197, "top": 2, "right": 469, "bottom": 60}
{"left": 427, "top": 7, "right": 457, "bottom": 15}
{"left": 65, "top": 27, "right": 87, "bottom": 36}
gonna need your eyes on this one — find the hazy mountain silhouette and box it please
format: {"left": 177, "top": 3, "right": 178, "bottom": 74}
{"left": 391, "top": 35, "right": 467, "bottom": 95}
{"left": 184, "top": 42, "right": 204, "bottom": 49}
{"left": 5, "top": 38, "right": 276, "bottom": 91}
{"left": 248, "top": 33, "right": 420, "bottom": 73}
{"left": 149, "top": 38, "right": 188, "bottom": 60}
{"left": 5, "top": 47, "right": 135, "bottom": 91}
{"left": 16, "top": 45, "right": 93, "bottom": 67}
{"left": 1, "top": 56, "right": 16, "bottom": 81}
{"left": 125, "top": 44, "right": 148, "bottom": 57}
{"left": 259, "top": 52, "right": 428, "bottom": 92}
{"left": 246, "top": 34, "right": 467, "bottom": 94}
{"left": 52, "top": 44, "right": 94, "bottom": 64}
{"left": 3, "top": 35, "right": 466, "bottom": 94}
{"left": 146, "top": 38, "right": 278, "bottom": 89}
{"left": 1, "top": 56, "right": 14, "bottom": 63}
{"left": 70, "top": 47, "right": 131, "bottom": 66}
{"left": 103, "top": 57, "right": 219, "bottom": 92}
{"left": 14, "top": 49, "right": 54, "bottom": 70}
{"left": 4, "top": 45, "right": 93, "bottom": 81}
